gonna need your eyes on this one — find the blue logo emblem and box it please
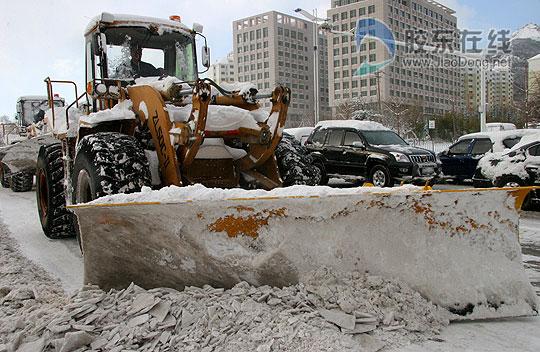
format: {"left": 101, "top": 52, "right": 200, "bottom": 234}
{"left": 355, "top": 18, "right": 396, "bottom": 76}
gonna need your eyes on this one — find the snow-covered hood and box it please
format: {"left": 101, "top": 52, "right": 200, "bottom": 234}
{"left": 371, "top": 144, "right": 434, "bottom": 156}
{"left": 478, "top": 150, "right": 534, "bottom": 181}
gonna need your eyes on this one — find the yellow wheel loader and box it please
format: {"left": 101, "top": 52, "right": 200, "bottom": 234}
{"left": 37, "top": 13, "right": 537, "bottom": 321}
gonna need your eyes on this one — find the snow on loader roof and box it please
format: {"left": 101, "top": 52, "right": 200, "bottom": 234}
{"left": 85, "top": 12, "right": 192, "bottom": 36}
{"left": 70, "top": 184, "right": 538, "bottom": 321}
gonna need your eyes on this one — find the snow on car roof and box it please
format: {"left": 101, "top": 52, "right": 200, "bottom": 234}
{"left": 459, "top": 129, "right": 539, "bottom": 152}
{"left": 85, "top": 13, "right": 192, "bottom": 36}
{"left": 315, "top": 120, "right": 389, "bottom": 131}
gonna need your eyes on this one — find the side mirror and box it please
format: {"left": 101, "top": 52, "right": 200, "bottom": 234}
{"left": 93, "top": 33, "right": 107, "bottom": 56}
{"left": 193, "top": 23, "right": 204, "bottom": 33}
{"left": 352, "top": 141, "right": 365, "bottom": 149}
{"left": 201, "top": 45, "right": 210, "bottom": 69}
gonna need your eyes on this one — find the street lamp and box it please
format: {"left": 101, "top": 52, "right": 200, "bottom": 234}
{"left": 294, "top": 8, "right": 329, "bottom": 125}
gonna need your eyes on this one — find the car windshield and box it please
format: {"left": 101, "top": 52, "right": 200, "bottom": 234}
{"left": 361, "top": 130, "right": 408, "bottom": 146}
{"left": 103, "top": 26, "right": 196, "bottom": 81}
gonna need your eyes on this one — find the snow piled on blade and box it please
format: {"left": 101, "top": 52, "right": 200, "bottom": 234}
{"left": 74, "top": 186, "right": 538, "bottom": 320}
{"left": 89, "top": 183, "right": 420, "bottom": 204}
{"left": 79, "top": 100, "right": 135, "bottom": 128}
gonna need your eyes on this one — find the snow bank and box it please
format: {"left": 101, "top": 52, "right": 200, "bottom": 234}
{"left": 316, "top": 120, "right": 389, "bottom": 131}
{"left": 79, "top": 100, "right": 135, "bottom": 128}
{"left": 0, "top": 267, "right": 449, "bottom": 351}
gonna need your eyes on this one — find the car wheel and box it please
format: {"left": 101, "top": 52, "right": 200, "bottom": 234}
{"left": 313, "top": 161, "right": 328, "bottom": 185}
{"left": 495, "top": 175, "right": 524, "bottom": 188}
{"left": 369, "top": 164, "right": 392, "bottom": 188}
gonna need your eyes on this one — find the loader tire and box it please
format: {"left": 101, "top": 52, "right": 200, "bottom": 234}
{"left": 275, "top": 133, "right": 322, "bottom": 186}
{"left": 72, "top": 132, "right": 151, "bottom": 203}
{"left": 10, "top": 171, "right": 33, "bottom": 192}
{"left": 369, "top": 164, "right": 393, "bottom": 188}
{"left": 36, "top": 144, "right": 76, "bottom": 239}
{"left": 0, "top": 164, "right": 10, "bottom": 188}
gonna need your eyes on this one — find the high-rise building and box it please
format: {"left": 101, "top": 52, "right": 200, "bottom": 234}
{"left": 464, "top": 65, "right": 513, "bottom": 115}
{"left": 529, "top": 54, "right": 540, "bottom": 95}
{"left": 510, "top": 24, "right": 540, "bottom": 103}
{"left": 206, "top": 52, "right": 236, "bottom": 84}
{"left": 232, "top": 11, "right": 329, "bottom": 127}
{"left": 328, "top": 0, "right": 461, "bottom": 117}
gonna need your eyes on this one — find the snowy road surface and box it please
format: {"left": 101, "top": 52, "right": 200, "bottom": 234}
{"left": 0, "top": 186, "right": 539, "bottom": 351}
{"left": 0, "top": 187, "right": 83, "bottom": 293}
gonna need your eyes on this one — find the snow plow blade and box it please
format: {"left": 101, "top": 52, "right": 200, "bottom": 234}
{"left": 69, "top": 187, "right": 538, "bottom": 320}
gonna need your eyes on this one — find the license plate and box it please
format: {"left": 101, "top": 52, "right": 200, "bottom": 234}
{"left": 422, "top": 167, "right": 435, "bottom": 175}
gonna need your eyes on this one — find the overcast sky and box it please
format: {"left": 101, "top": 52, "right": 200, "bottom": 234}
{"left": 0, "top": 0, "right": 538, "bottom": 117}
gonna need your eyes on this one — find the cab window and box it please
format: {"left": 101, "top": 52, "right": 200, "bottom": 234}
{"left": 471, "top": 139, "right": 493, "bottom": 155}
{"left": 343, "top": 131, "right": 363, "bottom": 146}
{"left": 327, "top": 129, "right": 345, "bottom": 147}
{"left": 449, "top": 139, "right": 471, "bottom": 155}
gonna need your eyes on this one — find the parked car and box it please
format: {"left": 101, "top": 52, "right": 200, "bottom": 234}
{"left": 473, "top": 133, "right": 540, "bottom": 210}
{"left": 283, "top": 127, "right": 315, "bottom": 145}
{"left": 438, "top": 130, "right": 538, "bottom": 183}
{"left": 304, "top": 120, "right": 440, "bottom": 187}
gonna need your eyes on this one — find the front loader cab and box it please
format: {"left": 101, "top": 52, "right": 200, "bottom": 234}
{"left": 84, "top": 13, "right": 200, "bottom": 112}
{"left": 16, "top": 96, "right": 64, "bottom": 129}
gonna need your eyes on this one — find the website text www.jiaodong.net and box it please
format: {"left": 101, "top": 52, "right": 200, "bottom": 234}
{"left": 400, "top": 55, "right": 511, "bottom": 69}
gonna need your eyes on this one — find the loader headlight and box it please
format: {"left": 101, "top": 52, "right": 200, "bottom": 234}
{"left": 390, "top": 152, "right": 410, "bottom": 163}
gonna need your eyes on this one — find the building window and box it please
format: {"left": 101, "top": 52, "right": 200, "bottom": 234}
{"left": 368, "top": 5, "right": 375, "bottom": 14}
{"left": 263, "top": 27, "right": 268, "bottom": 38}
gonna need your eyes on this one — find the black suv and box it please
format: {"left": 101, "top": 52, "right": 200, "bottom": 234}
{"left": 304, "top": 123, "right": 440, "bottom": 187}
